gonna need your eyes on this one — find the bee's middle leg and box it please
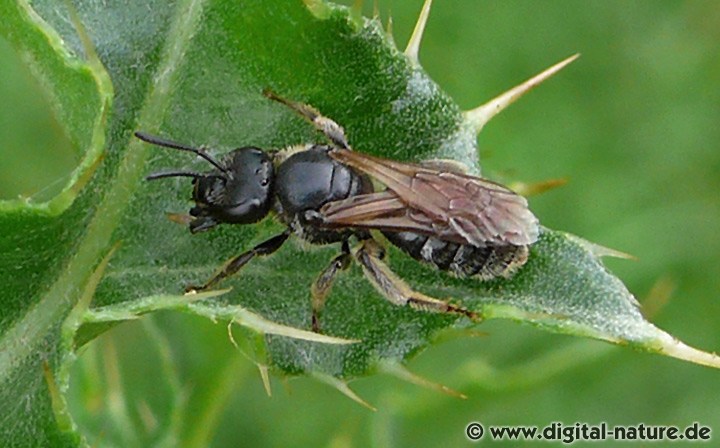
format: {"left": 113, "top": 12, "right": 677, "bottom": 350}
{"left": 263, "top": 89, "right": 350, "bottom": 150}
{"left": 310, "top": 240, "right": 352, "bottom": 332}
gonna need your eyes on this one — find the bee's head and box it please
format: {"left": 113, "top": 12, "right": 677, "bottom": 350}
{"left": 136, "top": 132, "right": 275, "bottom": 233}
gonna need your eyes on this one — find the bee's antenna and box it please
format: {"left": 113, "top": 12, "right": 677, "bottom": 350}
{"left": 145, "top": 171, "right": 226, "bottom": 182}
{"left": 135, "top": 131, "right": 228, "bottom": 173}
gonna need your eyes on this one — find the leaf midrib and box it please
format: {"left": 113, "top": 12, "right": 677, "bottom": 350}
{"left": 0, "top": 0, "right": 207, "bottom": 382}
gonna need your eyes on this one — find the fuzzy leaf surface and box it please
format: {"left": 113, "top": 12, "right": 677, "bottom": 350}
{"left": 1, "top": 0, "right": 717, "bottom": 445}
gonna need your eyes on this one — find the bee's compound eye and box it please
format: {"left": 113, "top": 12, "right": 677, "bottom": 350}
{"left": 217, "top": 147, "right": 275, "bottom": 224}
{"left": 193, "top": 176, "right": 226, "bottom": 204}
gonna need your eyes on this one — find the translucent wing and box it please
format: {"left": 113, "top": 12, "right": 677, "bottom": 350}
{"left": 320, "top": 190, "right": 439, "bottom": 236}
{"left": 321, "top": 149, "right": 539, "bottom": 247}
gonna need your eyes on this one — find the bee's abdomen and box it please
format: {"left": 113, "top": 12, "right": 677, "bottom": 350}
{"left": 383, "top": 231, "right": 529, "bottom": 280}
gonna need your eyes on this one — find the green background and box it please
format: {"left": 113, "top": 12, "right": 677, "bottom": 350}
{"left": 1, "top": 0, "right": 719, "bottom": 446}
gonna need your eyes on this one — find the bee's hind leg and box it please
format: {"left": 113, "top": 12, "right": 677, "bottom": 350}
{"left": 354, "top": 239, "right": 479, "bottom": 321}
{"left": 263, "top": 89, "right": 350, "bottom": 150}
{"left": 311, "top": 240, "right": 352, "bottom": 333}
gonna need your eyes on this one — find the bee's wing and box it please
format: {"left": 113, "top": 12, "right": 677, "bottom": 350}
{"left": 320, "top": 190, "right": 440, "bottom": 236}
{"left": 326, "top": 149, "right": 539, "bottom": 247}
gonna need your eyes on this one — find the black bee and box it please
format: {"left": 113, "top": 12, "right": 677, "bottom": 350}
{"left": 136, "top": 90, "right": 539, "bottom": 331}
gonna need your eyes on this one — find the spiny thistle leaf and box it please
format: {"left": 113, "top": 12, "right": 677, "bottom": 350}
{"left": 0, "top": 0, "right": 717, "bottom": 445}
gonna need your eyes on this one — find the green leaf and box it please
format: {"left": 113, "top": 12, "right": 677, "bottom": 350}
{"left": 1, "top": 0, "right": 718, "bottom": 445}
